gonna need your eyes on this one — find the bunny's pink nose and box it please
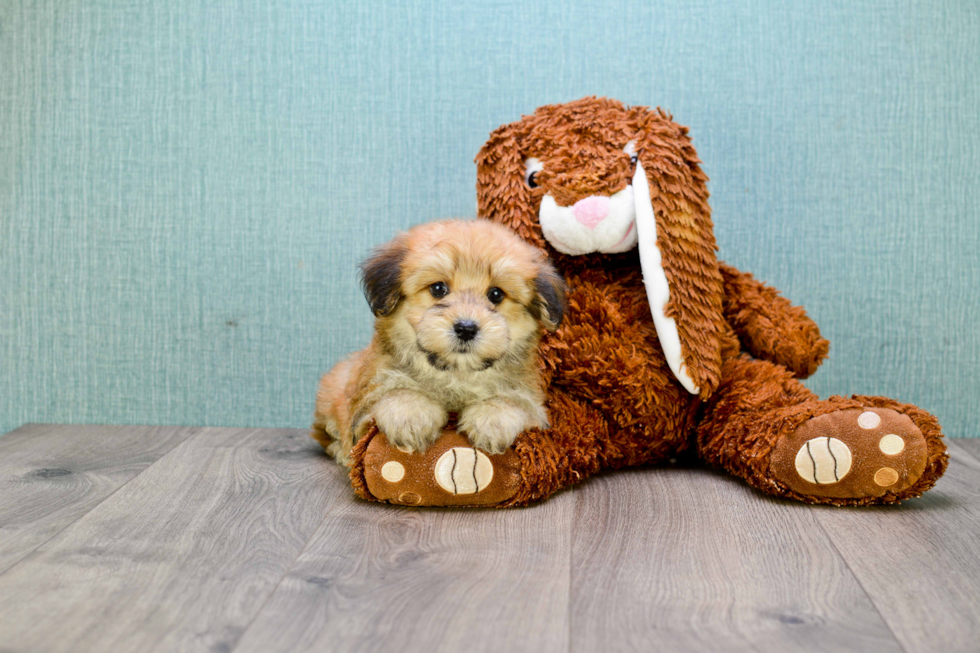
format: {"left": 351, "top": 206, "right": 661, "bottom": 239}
{"left": 571, "top": 196, "right": 610, "bottom": 229}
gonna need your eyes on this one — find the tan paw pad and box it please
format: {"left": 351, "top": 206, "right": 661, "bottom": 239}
{"left": 874, "top": 467, "right": 899, "bottom": 487}
{"left": 857, "top": 411, "right": 881, "bottom": 429}
{"left": 380, "top": 460, "right": 405, "bottom": 482}
{"left": 878, "top": 434, "right": 905, "bottom": 455}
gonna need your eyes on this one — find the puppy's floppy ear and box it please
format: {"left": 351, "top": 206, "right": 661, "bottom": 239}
{"left": 530, "top": 262, "right": 568, "bottom": 331}
{"left": 359, "top": 238, "right": 407, "bottom": 317}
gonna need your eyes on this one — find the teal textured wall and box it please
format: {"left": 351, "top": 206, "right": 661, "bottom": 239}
{"left": 2, "top": 1, "right": 978, "bottom": 438}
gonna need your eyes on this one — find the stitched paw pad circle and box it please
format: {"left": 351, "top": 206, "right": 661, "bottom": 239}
{"left": 434, "top": 447, "right": 494, "bottom": 495}
{"left": 794, "top": 437, "right": 852, "bottom": 484}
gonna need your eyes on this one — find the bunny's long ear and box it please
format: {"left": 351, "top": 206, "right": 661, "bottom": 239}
{"left": 475, "top": 121, "right": 546, "bottom": 249}
{"left": 631, "top": 109, "right": 725, "bottom": 399}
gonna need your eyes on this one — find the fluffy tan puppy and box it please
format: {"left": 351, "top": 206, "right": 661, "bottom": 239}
{"left": 312, "top": 219, "right": 567, "bottom": 465}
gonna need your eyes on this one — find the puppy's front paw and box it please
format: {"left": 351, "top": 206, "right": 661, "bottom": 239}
{"left": 372, "top": 392, "right": 447, "bottom": 453}
{"left": 458, "top": 401, "right": 532, "bottom": 455}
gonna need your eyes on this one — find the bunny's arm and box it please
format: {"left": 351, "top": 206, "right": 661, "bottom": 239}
{"left": 719, "top": 263, "right": 829, "bottom": 379}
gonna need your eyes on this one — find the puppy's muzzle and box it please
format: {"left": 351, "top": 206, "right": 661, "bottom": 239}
{"left": 453, "top": 319, "right": 479, "bottom": 342}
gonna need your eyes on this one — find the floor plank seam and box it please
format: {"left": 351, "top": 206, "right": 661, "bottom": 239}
{"left": 227, "top": 491, "right": 339, "bottom": 653}
{"left": 0, "top": 425, "right": 205, "bottom": 583}
{"left": 566, "top": 487, "right": 574, "bottom": 653}
{"left": 810, "top": 512, "right": 910, "bottom": 653}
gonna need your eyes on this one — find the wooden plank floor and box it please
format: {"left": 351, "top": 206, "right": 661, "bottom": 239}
{"left": 0, "top": 425, "right": 977, "bottom": 653}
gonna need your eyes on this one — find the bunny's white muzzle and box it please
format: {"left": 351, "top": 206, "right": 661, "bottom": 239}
{"left": 538, "top": 185, "right": 638, "bottom": 256}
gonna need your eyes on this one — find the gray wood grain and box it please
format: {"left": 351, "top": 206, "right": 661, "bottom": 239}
{"left": 570, "top": 465, "right": 903, "bottom": 653}
{"left": 2, "top": 425, "right": 978, "bottom": 653}
{"left": 0, "top": 423, "right": 198, "bottom": 576}
{"left": 0, "top": 426, "right": 339, "bottom": 653}
{"left": 954, "top": 437, "right": 980, "bottom": 463}
{"left": 813, "top": 439, "right": 980, "bottom": 653}
{"left": 233, "top": 490, "right": 572, "bottom": 653}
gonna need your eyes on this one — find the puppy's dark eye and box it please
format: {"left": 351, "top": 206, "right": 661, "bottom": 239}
{"left": 429, "top": 282, "right": 449, "bottom": 298}
{"left": 526, "top": 171, "right": 539, "bottom": 189}
{"left": 629, "top": 153, "right": 638, "bottom": 166}
{"left": 487, "top": 287, "right": 505, "bottom": 304}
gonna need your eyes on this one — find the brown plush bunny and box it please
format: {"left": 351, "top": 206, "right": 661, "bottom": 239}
{"left": 321, "top": 97, "right": 948, "bottom": 507}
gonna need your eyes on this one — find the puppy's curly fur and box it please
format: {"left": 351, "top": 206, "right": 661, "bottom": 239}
{"left": 313, "top": 219, "right": 567, "bottom": 463}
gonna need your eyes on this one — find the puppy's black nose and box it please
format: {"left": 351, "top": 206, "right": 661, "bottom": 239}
{"left": 453, "top": 319, "right": 479, "bottom": 342}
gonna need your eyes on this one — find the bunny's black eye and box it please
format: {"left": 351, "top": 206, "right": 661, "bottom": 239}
{"left": 487, "top": 287, "right": 505, "bottom": 304}
{"left": 524, "top": 158, "right": 543, "bottom": 189}
{"left": 429, "top": 282, "right": 449, "bottom": 298}
{"left": 624, "top": 141, "right": 641, "bottom": 168}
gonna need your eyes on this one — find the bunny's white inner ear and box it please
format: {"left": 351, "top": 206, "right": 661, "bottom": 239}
{"left": 633, "top": 161, "right": 700, "bottom": 395}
